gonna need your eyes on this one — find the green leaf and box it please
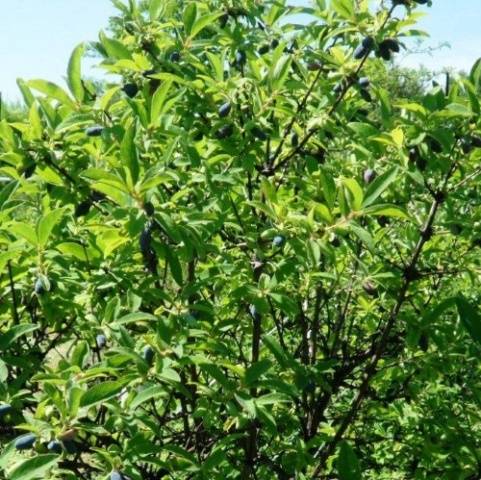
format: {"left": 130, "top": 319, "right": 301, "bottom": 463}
{"left": 113, "top": 312, "right": 158, "bottom": 325}
{"left": 16, "top": 78, "right": 35, "bottom": 108}
{"left": 343, "top": 178, "right": 363, "bottom": 211}
{"left": 269, "top": 55, "right": 292, "bottom": 91}
{"left": 0, "top": 324, "right": 39, "bottom": 351}
{"left": 421, "top": 297, "right": 457, "bottom": 327}
{"left": 469, "top": 57, "right": 481, "bottom": 90}
{"left": 440, "top": 103, "right": 473, "bottom": 118}
{"left": 131, "top": 386, "right": 165, "bottom": 409}
{"left": 331, "top": 0, "right": 354, "bottom": 19}
{"left": 71, "top": 341, "right": 89, "bottom": 368}
{"left": 67, "top": 43, "right": 85, "bottom": 102}
{"left": 363, "top": 204, "right": 410, "bottom": 219}
{"left": 160, "top": 368, "right": 181, "bottom": 384}
{"left": 262, "top": 336, "right": 293, "bottom": 369}
{"left": 28, "top": 102, "right": 43, "bottom": 140}
{"left": 56, "top": 242, "right": 88, "bottom": 261}
{"left": 80, "top": 380, "right": 128, "bottom": 408}
{"left": 183, "top": 3, "right": 198, "bottom": 36}
{"left": 201, "top": 364, "right": 234, "bottom": 390}
{"left": 37, "top": 209, "right": 64, "bottom": 247}
{"left": 165, "top": 246, "right": 183, "bottom": 286}
{"left": 10, "top": 222, "right": 38, "bottom": 246}
{"left": 206, "top": 52, "right": 224, "bottom": 83}
{"left": 150, "top": 80, "right": 173, "bottom": 124}
{"left": 245, "top": 360, "right": 272, "bottom": 386}
{"left": 456, "top": 296, "right": 481, "bottom": 345}
{"left": 10, "top": 454, "right": 58, "bottom": 480}
{"left": 121, "top": 121, "right": 139, "bottom": 184}
{"left": 0, "top": 181, "right": 19, "bottom": 210}
{"left": 338, "top": 441, "right": 361, "bottom": 480}
{"left": 190, "top": 12, "right": 222, "bottom": 39}
{"left": 27, "top": 79, "right": 76, "bottom": 109}
{"left": 99, "top": 31, "right": 132, "bottom": 60}
{"left": 149, "top": 0, "right": 163, "bottom": 20}
{"left": 362, "top": 168, "right": 398, "bottom": 208}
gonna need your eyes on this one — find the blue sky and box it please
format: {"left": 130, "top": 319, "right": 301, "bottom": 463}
{"left": 1, "top": 1, "right": 479, "bottom": 101}
{"left": 1, "top": 0, "right": 114, "bottom": 101}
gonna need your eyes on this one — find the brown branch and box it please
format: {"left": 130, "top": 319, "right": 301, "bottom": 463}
{"left": 311, "top": 155, "right": 458, "bottom": 477}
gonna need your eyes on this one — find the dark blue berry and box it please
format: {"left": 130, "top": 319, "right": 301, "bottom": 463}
{"left": 218, "top": 102, "right": 232, "bottom": 118}
{"left": 14, "top": 434, "right": 36, "bottom": 450}
{"left": 96, "top": 334, "right": 107, "bottom": 349}
{"left": 85, "top": 126, "right": 103, "bottom": 137}
{"left": 47, "top": 440, "right": 63, "bottom": 453}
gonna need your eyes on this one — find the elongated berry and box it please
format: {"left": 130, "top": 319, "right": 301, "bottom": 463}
{"left": 14, "top": 434, "right": 36, "bottom": 450}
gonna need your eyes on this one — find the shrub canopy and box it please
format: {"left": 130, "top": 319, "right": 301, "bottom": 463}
{"left": 2, "top": 0, "right": 481, "bottom": 479}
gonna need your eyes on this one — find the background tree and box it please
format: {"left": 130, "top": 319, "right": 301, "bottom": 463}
{"left": 1, "top": 0, "right": 481, "bottom": 479}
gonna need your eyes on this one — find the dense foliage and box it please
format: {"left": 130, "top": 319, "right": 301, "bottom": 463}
{"left": 2, "top": 0, "right": 481, "bottom": 478}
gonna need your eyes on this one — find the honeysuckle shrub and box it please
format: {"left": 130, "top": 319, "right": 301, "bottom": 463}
{"left": 2, "top": 0, "right": 481, "bottom": 479}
